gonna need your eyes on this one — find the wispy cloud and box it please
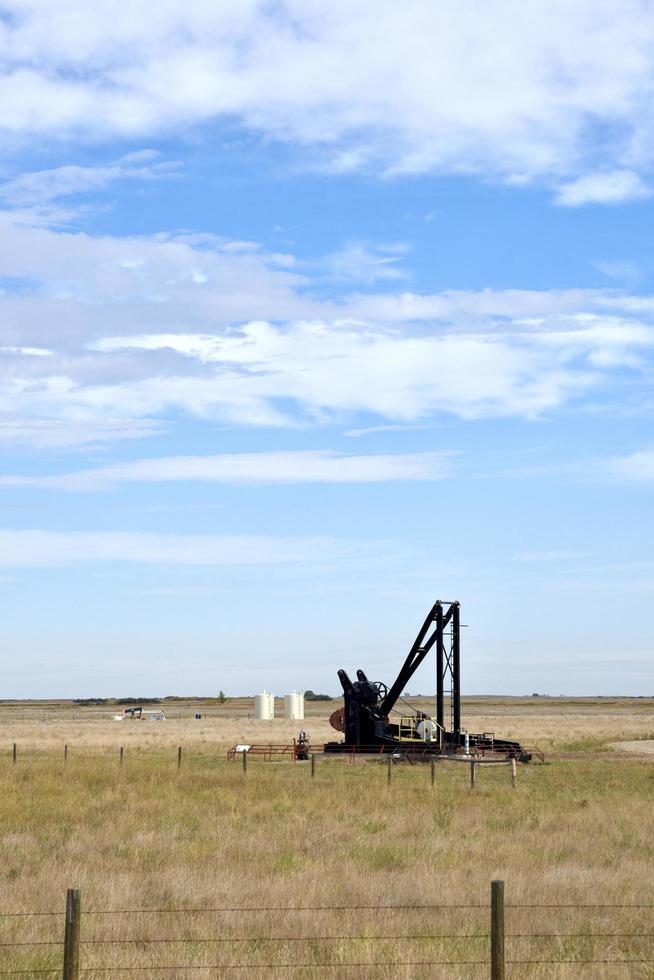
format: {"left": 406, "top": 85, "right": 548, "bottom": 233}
{"left": 0, "top": 450, "right": 458, "bottom": 491}
{"left": 600, "top": 449, "right": 654, "bottom": 481}
{"left": 345, "top": 424, "right": 427, "bottom": 438}
{"left": 0, "top": 419, "right": 165, "bottom": 449}
{"left": 594, "top": 260, "right": 643, "bottom": 287}
{"left": 319, "top": 243, "right": 409, "bottom": 284}
{"left": 501, "top": 447, "right": 654, "bottom": 483}
{"left": 515, "top": 549, "right": 583, "bottom": 563}
{"left": 0, "top": 151, "right": 176, "bottom": 210}
{"left": 0, "top": 529, "right": 358, "bottom": 566}
{"left": 0, "top": 346, "right": 52, "bottom": 357}
{"left": 554, "top": 170, "right": 652, "bottom": 207}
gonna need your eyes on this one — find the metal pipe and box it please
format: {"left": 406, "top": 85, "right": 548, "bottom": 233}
{"left": 436, "top": 602, "right": 444, "bottom": 730}
{"left": 451, "top": 602, "right": 461, "bottom": 733}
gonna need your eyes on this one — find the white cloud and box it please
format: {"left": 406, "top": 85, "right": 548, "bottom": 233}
{"left": 602, "top": 449, "right": 654, "bottom": 480}
{"left": 554, "top": 170, "right": 652, "bottom": 206}
{"left": 0, "top": 346, "right": 52, "bottom": 357}
{"left": 85, "top": 312, "right": 644, "bottom": 423}
{"left": 0, "top": 212, "right": 307, "bottom": 323}
{"left": 0, "top": 529, "right": 355, "bottom": 566}
{"left": 0, "top": 449, "right": 457, "bottom": 491}
{"left": 1, "top": 2, "right": 654, "bottom": 190}
{"left": 1, "top": 212, "right": 654, "bottom": 444}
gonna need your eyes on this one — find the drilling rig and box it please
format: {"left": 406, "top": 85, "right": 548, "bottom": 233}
{"left": 324, "top": 600, "right": 531, "bottom": 761}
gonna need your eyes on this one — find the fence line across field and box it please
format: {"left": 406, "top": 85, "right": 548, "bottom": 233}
{"left": 1, "top": 883, "right": 654, "bottom": 979}
{"left": 5, "top": 743, "right": 524, "bottom": 790}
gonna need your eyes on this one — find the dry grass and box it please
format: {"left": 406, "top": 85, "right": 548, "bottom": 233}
{"left": 1, "top": 698, "right": 653, "bottom": 978}
{"left": 2, "top": 695, "right": 653, "bottom": 752}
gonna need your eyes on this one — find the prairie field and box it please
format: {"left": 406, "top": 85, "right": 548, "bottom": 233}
{"left": 1, "top": 697, "right": 653, "bottom": 978}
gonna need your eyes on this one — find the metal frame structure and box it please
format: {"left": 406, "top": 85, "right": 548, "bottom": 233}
{"left": 380, "top": 599, "right": 460, "bottom": 734}
{"left": 325, "top": 599, "right": 531, "bottom": 761}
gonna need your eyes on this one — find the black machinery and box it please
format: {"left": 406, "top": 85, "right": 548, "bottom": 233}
{"left": 122, "top": 706, "right": 143, "bottom": 719}
{"left": 324, "top": 600, "right": 531, "bottom": 761}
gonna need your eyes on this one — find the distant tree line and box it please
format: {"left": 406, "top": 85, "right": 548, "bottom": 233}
{"left": 72, "top": 696, "right": 184, "bottom": 706}
{"left": 72, "top": 692, "right": 339, "bottom": 706}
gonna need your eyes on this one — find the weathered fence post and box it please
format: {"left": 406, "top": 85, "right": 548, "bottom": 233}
{"left": 62, "top": 888, "right": 81, "bottom": 980}
{"left": 386, "top": 754, "right": 392, "bottom": 785}
{"left": 119, "top": 746, "right": 124, "bottom": 766}
{"left": 430, "top": 758, "right": 436, "bottom": 787}
{"left": 490, "top": 879, "right": 505, "bottom": 980}
{"left": 311, "top": 753, "right": 316, "bottom": 778}
{"left": 64, "top": 745, "right": 68, "bottom": 764}
{"left": 12, "top": 743, "right": 16, "bottom": 765}
{"left": 177, "top": 746, "right": 182, "bottom": 771}
{"left": 470, "top": 758, "right": 476, "bottom": 789}
{"left": 510, "top": 758, "right": 517, "bottom": 789}
{"left": 242, "top": 749, "right": 247, "bottom": 774}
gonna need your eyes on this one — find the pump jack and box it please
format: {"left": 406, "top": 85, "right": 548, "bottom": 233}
{"left": 324, "top": 600, "right": 531, "bottom": 761}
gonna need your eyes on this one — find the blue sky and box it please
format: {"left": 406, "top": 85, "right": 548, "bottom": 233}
{"left": 1, "top": 1, "right": 654, "bottom": 697}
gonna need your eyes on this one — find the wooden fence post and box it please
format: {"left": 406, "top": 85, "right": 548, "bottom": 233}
{"left": 430, "top": 758, "right": 436, "bottom": 787}
{"left": 12, "top": 743, "right": 16, "bottom": 764}
{"left": 177, "top": 746, "right": 182, "bottom": 771}
{"left": 64, "top": 745, "right": 68, "bottom": 764}
{"left": 386, "top": 755, "right": 392, "bottom": 785}
{"left": 490, "top": 879, "right": 505, "bottom": 980}
{"left": 62, "top": 888, "right": 81, "bottom": 980}
{"left": 470, "top": 759, "right": 476, "bottom": 789}
{"left": 510, "top": 758, "right": 517, "bottom": 789}
{"left": 119, "top": 746, "right": 124, "bottom": 766}
{"left": 311, "top": 753, "right": 316, "bottom": 778}
{"left": 242, "top": 749, "right": 247, "bottom": 774}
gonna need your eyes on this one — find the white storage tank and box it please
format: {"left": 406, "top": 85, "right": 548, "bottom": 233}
{"left": 284, "top": 690, "right": 304, "bottom": 720}
{"left": 254, "top": 690, "right": 275, "bottom": 720}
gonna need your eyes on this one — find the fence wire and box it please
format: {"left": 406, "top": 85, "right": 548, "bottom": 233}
{"left": 2, "top": 899, "right": 654, "bottom": 975}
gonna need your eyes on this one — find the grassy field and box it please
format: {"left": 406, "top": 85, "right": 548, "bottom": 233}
{"left": 1, "top": 697, "right": 653, "bottom": 978}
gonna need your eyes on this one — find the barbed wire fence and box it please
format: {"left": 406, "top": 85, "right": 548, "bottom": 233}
{"left": 1, "top": 882, "right": 653, "bottom": 978}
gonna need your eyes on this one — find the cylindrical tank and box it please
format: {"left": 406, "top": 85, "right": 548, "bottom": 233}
{"left": 417, "top": 718, "right": 438, "bottom": 742}
{"left": 283, "top": 690, "right": 304, "bottom": 720}
{"left": 254, "top": 690, "right": 275, "bottom": 720}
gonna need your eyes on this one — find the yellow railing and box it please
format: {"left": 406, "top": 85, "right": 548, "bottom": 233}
{"left": 393, "top": 713, "right": 444, "bottom": 746}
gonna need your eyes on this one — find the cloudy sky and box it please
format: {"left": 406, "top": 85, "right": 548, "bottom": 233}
{"left": 2, "top": 1, "right": 654, "bottom": 697}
